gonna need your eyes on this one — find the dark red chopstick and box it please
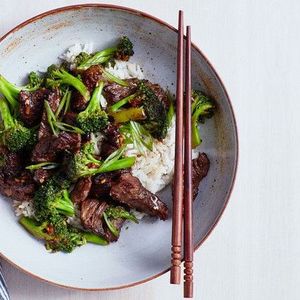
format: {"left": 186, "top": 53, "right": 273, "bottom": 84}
{"left": 170, "top": 10, "right": 184, "bottom": 285}
{"left": 183, "top": 25, "right": 193, "bottom": 299}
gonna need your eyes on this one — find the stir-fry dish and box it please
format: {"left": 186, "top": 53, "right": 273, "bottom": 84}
{"left": 0, "top": 37, "right": 215, "bottom": 252}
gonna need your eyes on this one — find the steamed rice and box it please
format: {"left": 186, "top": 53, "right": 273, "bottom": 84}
{"left": 13, "top": 44, "right": 177, "bottom": 218}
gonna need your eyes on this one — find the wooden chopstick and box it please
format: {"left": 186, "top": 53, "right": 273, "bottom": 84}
{"left": 170, "top": 9, "right": 184, "bottom": 285}
{"left": 183, "top": 25, "right": 193, "bottom": 299}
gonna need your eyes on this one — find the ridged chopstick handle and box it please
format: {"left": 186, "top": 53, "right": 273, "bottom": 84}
{"left": 184, "top": 261, "right": 193, "bottom": 298}
{"left": 170, "top": 245, "right": 181, "bottom": 283}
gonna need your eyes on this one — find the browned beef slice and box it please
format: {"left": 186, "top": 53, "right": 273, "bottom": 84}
{"left": 0, "top": 171, "right": 36, "bottom": 202}
{"left": 100, "top": 124, "right": 123, "bottom": 159}
{"left": 71, "top": 177, "right": 92, "bottom": 204}
{"left": 80, "top": 198, "right": 108, "bottom": 236}
{"left": 33, "top": 168, "right": 53, "bottom": 185}
{"left": 110, "top": 173, "right": 168, "bottom": 220}
{"left": 90, "top": 172, "right": 117, "bottom": 198}
{"left": 52, "top": 132, "right": 81, "bottom": 153}
{"left": 31, "top": 136, "right": 56, "bottom": 163}
{"left": 0, "top": 146, "right": 23, "bottom": 177}
{"left": 72, "top": 65, "right": 104, "bottom": 111}
{"left": 103, "top": 78, "right": 139, "bottom": 104}
{"left": 38, "top": 88, "right": 61, "bottom": 139}
{"left": 19, "top": 89, "right": 49, "bottom": 127}
{"left": 63, "top": 111, "right": 78, "bottom": 126}
{"left": 192, "top": 153, "right": 210, "bottom": 200}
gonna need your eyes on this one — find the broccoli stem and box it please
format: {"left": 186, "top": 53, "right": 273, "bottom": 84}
{"left": 0, "top": 98, "right": 15, "bottom": 129}
{"left": 192, "top": 123, "right": 201, "bottom": 148}
{"left": 85, "top": 81, "right": 104, "bottom": 113}
{"left": 0, "top": 75, "right": 20, "bottom": 110}
{"left": 109, "top": 107, "right": 146, "bottom": 123}
{"left": 19, "top": 217, "right": 50, "bottom": 240}
{"left": 78, "top": 47, "right": 117, "bottom": 70}
{"left": 53, "top": 70, "right": 90, "bottom": 101}
{"left": 110, "top": 93, "right": 137, "bottom": 112}
{"left": 83, "top": 232, "right": 108, "bottom": 245}
{"left": 102, "top": 69, "right": 128, "bottom": 87}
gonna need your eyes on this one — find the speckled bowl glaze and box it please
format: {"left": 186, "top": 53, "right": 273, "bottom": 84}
{"left": 0, "top": 4, "right": 238, "bottom": 290}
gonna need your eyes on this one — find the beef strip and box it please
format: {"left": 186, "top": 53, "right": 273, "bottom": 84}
{"left": 0, "top": 171, "right": 36, "bottom": 202}
{"left": 32, "top": 132, "right": 81, "bottom": 163}
{"left": 80, "top": 198, "right": 108, "bottom": 236}
{"left": 62, "top": 111, "right": 78, "bottom": 126}
{"left": 52, "top": 132, "right": 81, "bottom": 153}
{"left": 80, "top": 198, "right": 124, "bottom": 242}
{"left": 90, "top": 171, "right": 124, "bottom": 198}
{"left": 31, "top": 136, "right": 56, "bottom": 163}
{"left": 33, "top": 168, "right": 53, "bottom": 185}
{"left": 192, "top": 153, "right": 210, "bottom": 200}
{"left": 72, "top": 65, "right": 104, "bottom": 111}
{"left": 110, "top": 173, "right": 168, "bottom": 220}
{"left": 18, "top": 89, "right": 49, "bottom": 127}
{"left": 71, "top": 177, "right": 92, "bottom": 204}
{"left": 100, "top": 124, "right": 123, "bottom": 159}
{"left": 103, "top": 78, "right": 139, "bottom": 105}
{"left": 38, "top": 88, "right": 61, "bottom": 139}
{"left": 0, "top": 146, "right": 23, "bottom": 177}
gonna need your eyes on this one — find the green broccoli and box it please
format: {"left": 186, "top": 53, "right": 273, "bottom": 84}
{"left": 137, "top": 81, "right": 168, "bottom": 140}
{"left": 45, "top": 66, "right": 90, "bottom": 101}
{"left": 33, "top": 175, "right": 74, "bottom": 221}
{"left": 0, "top": 98, "right": 35, "bottom": 152}
{"left": 77, "top": 36, "right": 134, "bottom": 70}
{"left": 19, "top": 216, "right": 86, "bottom": 253}
{"left": 26, "top": 71, "right": 42, "bottom": 90}
{"left": 105, "top": 206, "right": 138, "bottom": 223}
{"left": 74, "top": 52, "right": 92, "bottom": 66}
{"left": 67, "top": 143, "right": 135, "bottom": 182}
{"left": 113, "top": 36, "right": 134, "bottom": 61}
{"left": 77, "top": 81, "right": 108, "bottom": 133}
{"left": 191, "top": 90, "right": 215, "bottom": 148}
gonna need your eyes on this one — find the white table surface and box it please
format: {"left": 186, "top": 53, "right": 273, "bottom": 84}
{"left": 1, "top": 0, "right": 300, "bottom": 299}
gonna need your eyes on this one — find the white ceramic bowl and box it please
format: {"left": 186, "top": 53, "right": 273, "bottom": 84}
{"left": 0, "top": 4, "right": 238, "bottom": 290}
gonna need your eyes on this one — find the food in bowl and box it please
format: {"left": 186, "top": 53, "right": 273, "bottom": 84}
{"left": 0, "top": 36, "right": 214, "bottom": 253}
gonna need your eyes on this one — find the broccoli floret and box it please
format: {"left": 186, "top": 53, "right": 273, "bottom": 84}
{"left": 0, "top": 98, "right": 35, "bottom": 152}
{"left": 114, "top": 36, "right": 134, "bottom": 61}
{"left": 191, "top": 90, "right": 215, "bottom": 148}
{"left": 137, "top": 81, "right": 168, "bottom": 140}
{"left": 74, "top": 52, "right": 92, "bottom": 66}
{"left": 77, "top": 36, "right": 134, "bottom": 70}
{"left": 45, "top": 66, "right": 90, "bottom": 101}
{"left": 26, "top": 71, "right": 42, "bottom": 90}
{"left": 44, "top": 100, "right": 83, "bottom": 136}
{"left": 77, "top": 81, "right": 108, "bottom": 133}
{"left": 67, "top": 143, "right": 135, "bottom": 182}
{"left": 19, "top": 216, "right": 86, "bottom": 253}
{"left": 33, "top": 175, "right": 74, "bottom": 221}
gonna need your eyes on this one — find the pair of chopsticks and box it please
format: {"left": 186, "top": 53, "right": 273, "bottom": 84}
{"left": 170, "top": 10, "right": 193, "bottom": 298}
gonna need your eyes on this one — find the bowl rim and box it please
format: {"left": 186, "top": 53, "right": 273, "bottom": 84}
{"left": 0, "top": 3, "right": 239, "bottom": 292}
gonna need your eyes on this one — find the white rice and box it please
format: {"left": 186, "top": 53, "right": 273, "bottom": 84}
{"left": 13, "top": 200, "right": 35, "bottom": 218}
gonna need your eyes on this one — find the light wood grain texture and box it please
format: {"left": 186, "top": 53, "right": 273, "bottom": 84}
{"left": 1, "top": 0, "right": 300, "bottom": 299}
